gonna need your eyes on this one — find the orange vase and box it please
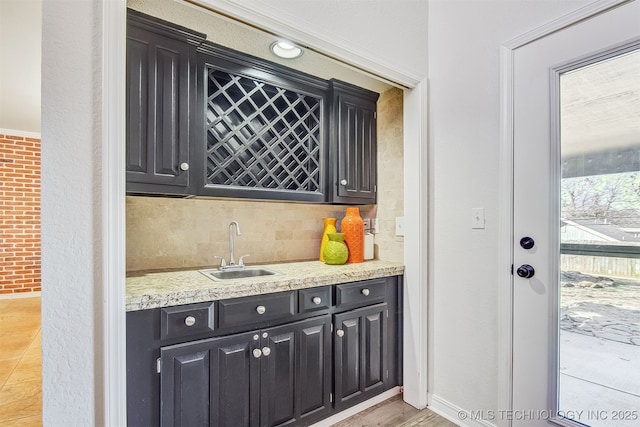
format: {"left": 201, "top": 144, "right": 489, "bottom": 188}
{"left": 341, "top": 207, "right": 364, "bottom": 263}
{"left": 319, "top": 217, "right": 337, "bottom": 262}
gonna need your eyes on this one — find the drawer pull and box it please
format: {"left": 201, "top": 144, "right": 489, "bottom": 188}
{"left": 256, "top": 305, "right": 266, "bottom": 315}
{"left": 336, "top": 329, "right": 344, "bottom": 337}
{"left": 253, "top": 348, "right": 262, "bottom": 358}
{"left": 312, "top": 296, "right": 322, "bottom": 305}
{"left": 262, "top": 347, "right": 271, "bottom": 356}
{"left": 184, "top": 316, "right": 196, "bottom": 327}
{"left": 361, "top": 288, "right": 370, "bottom": 296}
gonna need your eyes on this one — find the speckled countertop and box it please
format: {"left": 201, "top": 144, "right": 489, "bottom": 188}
{"left": 126, "top": 260, "right": 404, "bottom": 311}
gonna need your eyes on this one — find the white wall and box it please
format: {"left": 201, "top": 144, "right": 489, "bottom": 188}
{"left": 39, "top": 0, "right": 601, "bottom": 424}
{"left": 426, "top": 0, "right": 590, "bottom": 418}
{"left": 41, "top": 1, "right": 108, "bottom": 424}
{"left": 0, "top": 0, "right": 41, "bottom": 132}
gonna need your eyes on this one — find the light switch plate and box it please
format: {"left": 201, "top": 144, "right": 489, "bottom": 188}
{"left": 471, "top": 208, "right": 485, "bottom": 229}
{"left": 395, "top": 216, "right": 405, "bottom": 236}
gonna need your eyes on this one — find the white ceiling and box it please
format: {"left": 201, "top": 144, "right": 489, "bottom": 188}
{"left": 129, "top": 0, "right": 394, "bottom": 93}
{"left": 561, "top": 48, "right": 640, "bottom": 155}
{"left": 0, "top": 0, "right": 42, "bottom": 133}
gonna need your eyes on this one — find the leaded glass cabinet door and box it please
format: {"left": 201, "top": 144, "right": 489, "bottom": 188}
{"left": 195, "top": 46, "right": 329, "bottom": 202}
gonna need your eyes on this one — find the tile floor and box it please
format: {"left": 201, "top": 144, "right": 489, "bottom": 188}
{"left": 0, "top": 297, "right": 41, "bottom": 426}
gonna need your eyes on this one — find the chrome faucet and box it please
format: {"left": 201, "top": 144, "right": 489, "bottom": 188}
{"left": 228, "top": 221, "right": 241, "bottom": 267}
{"left": 214, "top": 221, "right": 249, "bottom": 270}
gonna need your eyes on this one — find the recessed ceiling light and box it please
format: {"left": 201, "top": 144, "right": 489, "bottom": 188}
{"left": 270, "top": 40, "right": 303, "bottom": 59}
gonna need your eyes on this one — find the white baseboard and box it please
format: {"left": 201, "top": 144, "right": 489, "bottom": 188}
{"left": 0, "top": 291, "right": 41, "bottom": 300}
{"left": 429, "top": 394, "right": 496, "bottom": 427}
{"left": 311, "top": 387, "right": 401, "bottom": 427}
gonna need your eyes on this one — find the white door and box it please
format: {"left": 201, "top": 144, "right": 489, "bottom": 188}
{"left": 511, "top": 1, "right": 640, "bottom": 426}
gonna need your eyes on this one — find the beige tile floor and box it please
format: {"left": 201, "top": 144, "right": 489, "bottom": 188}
{"left": 0, "top": 297, "right": 41, "bottom": 427}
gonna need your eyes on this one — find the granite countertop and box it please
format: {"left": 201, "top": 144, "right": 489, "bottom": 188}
{"left": 126, "top": 260, "right": 405, "bottom": 311}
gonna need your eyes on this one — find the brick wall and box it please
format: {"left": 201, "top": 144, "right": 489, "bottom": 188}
{"left": 0, "top": 132, "right": 41, "bottom": 295}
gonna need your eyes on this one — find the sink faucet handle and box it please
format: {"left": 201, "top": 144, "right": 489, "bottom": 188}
{"left": 213, "top": 256, "right": 227, "bottom": 268}
{"left": 238, "top": 254, "right": 250, "bottom": 266}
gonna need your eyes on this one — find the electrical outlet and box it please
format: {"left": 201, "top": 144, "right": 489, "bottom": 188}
{"left": 363, "top": 218, "right": 371, "bottom": 230}
{"left": 395, "top": 217, "right": 405, "bottom": 236}
{"left": 372, "top": 218, "right": 379, "bottom": 234}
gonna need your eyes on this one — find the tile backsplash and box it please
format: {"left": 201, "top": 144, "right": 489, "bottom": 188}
{"left": 126, "top": 197, "right": 373, "bottom": 271}
{"left": 126, "top": 87, "right": 404, "bottom": 272}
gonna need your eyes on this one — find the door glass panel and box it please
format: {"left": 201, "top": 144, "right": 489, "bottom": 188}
{"left": 559, "top": 49, "right": 640, "bottom": 426}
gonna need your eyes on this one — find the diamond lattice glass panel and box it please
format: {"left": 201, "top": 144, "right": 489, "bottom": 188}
{"left": 206, "top": 68, "right": 322, "bottom": 192}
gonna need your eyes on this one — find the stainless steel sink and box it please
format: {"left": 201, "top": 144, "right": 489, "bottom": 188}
{"left": 199, "top": 267, "right": 279, "bottom": 281}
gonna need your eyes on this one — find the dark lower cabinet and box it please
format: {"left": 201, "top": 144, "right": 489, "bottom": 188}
{"left": 333, "top": 303, "right": 387, "bottom": 411}
{"left": 160, "top": 331, "right": 258, "bottom": 427}
{"left": 127, "top": 276, "right": 402, "bottom": 427}
{"left": 159, "top": 316, "right": 331, "bottom": 427}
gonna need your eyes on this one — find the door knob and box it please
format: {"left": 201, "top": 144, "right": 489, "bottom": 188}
{"left": 516, "top": 264, "right": 535, "bottom": 278}
{"left": 340, "top": 179, "right": 347, "bottom": 186}
{"left": 520, "top": 237, "right": 535, "bottom": 249}
{"left": 180, "top": 162, "right": 189, "bottom": 171}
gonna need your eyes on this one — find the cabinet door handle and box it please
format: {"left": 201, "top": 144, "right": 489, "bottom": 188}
{"left": 312, "top": 296, "right": 322, "bottom": 305}
{"left": 184, "top": 316, "right": 196, "bottom": 327}
{"left": 180, "top": 162, "right": 189, "bottom": 171}
{"left": 262, "top": 347, "right": 271, "bottom": 356}
{"left": 336, "top": 329, "right": 344, "bottom": 337}
{"left": 252, "top": 348, "right": 262, "bottom": 358}
{"left": 256, "top": 305, "right": 266, "bottom": 315}
{"left": 340, "top": 179, "right": 347, "bottom": 186}
{"left": 361, "top": 288, "right": 370, "bottom": 296}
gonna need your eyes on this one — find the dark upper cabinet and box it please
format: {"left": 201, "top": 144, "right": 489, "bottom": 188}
{"left": 194, "top": 43, "right": 330, "bottom": 203}
{"left": 126, "top": 10, "right": 205, "bottom": 195}
{"left": 125, "top": 11, "right": 380, "bottom": 204}
{"left": 330, "top": 80, "right": 379, "bottom": 204}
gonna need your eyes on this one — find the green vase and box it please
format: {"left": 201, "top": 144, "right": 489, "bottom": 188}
{"left": 323, "top": 233, "right": 349, "bottom": 265}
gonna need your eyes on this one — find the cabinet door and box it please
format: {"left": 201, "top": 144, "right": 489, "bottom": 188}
{"left": 260, "top": 316, "right": 331, "bottom": 427}
{"left": 332, "top": 81, "right": 379, "bottom": 204}
{"left": 334, "top": 303, "right": 387, "bottom": 411}
{"left": 126, "top": 25, "right": 192, "bottom": 192}
{"left": 160, "top": 331, "right": 260, "bottom": 427}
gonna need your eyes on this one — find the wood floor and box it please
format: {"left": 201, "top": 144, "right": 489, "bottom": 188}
{"left": 0, "top": 298, "right": 454, "bottom": 427}
{"left": 0, "top": 297, "right": 41, "bottom": 426}
{"left": 331, "top": 394, "right": 456, "bottom": 427}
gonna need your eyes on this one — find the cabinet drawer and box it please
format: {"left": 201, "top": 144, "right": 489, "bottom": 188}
{"left": 161, "top": 302, "right": 215, "bottom": 341}
{"left": 218, "top": 291, "right": 296, "bottom": 329}
{"left": 336, "top": 279, "right": 386, "bottom": 309}
{"left": 299, "top": 286, "right": 331, "bottom": 313}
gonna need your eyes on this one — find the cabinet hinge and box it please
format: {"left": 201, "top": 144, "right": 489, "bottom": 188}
{"left": 330, "top": 393, "right": 333, "bottom": 403}
{"left": 374, "top": 185, "right": 377, "bottom": 193}
{"left": 386, "top": 370, "right": 389, "bottom": 379}
{"left": 156, "top": 358, "right": 162, "bottom": 374}
{"left": 331, "top": 323, "right": 333, "bottom": 332}
{"left": 386, "top": 309, "right": 389, "bottom": 318}
{"left": 374, "top": 111, "right": 377, "bottom": 119}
